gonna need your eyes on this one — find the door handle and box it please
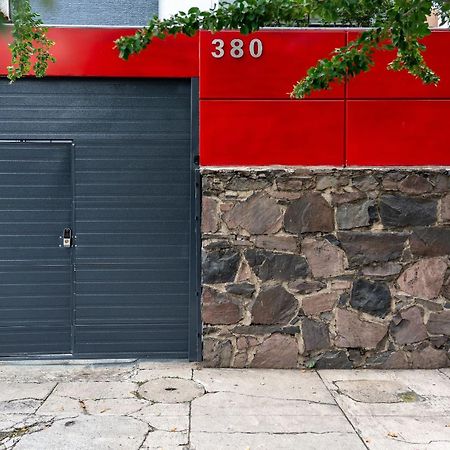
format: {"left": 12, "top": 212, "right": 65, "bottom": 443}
{"left": 63, "top": 228, "right": 72, "bottom": 248}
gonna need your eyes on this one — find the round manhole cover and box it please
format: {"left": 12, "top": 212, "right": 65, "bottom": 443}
{"left": 138, "top": 378, "right": 205, "bottom": 403}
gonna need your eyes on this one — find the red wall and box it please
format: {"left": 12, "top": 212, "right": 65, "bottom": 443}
{"left": 1, "top": 27, "right": 449, "bottom": 167}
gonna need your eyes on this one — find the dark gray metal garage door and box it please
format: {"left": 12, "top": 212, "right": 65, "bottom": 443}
{"left": 0, "top": 78, "right": 199, "bottom": 360}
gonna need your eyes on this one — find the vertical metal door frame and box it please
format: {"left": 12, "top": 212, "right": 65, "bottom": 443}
{"left": 188, "top": 78, "right": 202, "bottom": 361}
{"left": 70, "top": 141, "right": 77, "bottom": 355}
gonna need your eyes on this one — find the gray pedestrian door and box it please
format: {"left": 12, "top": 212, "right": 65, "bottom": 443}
{"left": 0, "top": 141, "right": 73, "bottom": 355}
{"left": 0, "top": 78, "right": 198, "bottom": 359}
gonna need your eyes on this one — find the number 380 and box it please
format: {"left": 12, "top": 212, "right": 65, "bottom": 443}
{"left": 211, "top": 39, "right": 263, "bottom": 59}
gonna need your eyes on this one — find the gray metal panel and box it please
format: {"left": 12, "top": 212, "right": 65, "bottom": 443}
{"left": 0, "top": 78, "right": 194, "bottom": 359}
{"left": 0, "top": 141, "right": 72, "bottom": 356}
{"left": 29, "top": 0, "right": 158, "bottom": 26}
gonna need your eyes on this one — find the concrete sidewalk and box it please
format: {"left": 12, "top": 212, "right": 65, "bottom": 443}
{"left": 0, "top": 361, "right": 449, "bottom": 449}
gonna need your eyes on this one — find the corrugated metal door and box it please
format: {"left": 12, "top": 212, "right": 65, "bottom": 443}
{"left": 0, "top": 141, "right": 73, "bottom": 356}
{"left": 0, "top": 78, "right": 198, "bottom": 359}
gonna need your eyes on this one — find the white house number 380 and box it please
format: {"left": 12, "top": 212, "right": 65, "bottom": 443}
{"left": 211, "top": 38, "right": 263, "bottom": 59}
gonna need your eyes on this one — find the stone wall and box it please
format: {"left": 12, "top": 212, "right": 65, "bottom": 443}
{"left": 201, "top": 168, "right": 450, "bottom": 369}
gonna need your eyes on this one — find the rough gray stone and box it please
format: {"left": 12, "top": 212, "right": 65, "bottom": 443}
{"left": 284, "top": 193, "right": 334, "bottom": 234}
{"left": 203, "top": 339, "right": 233, "bottom": 368}
{"left": 316, "top": 175, "right": 341, "bottom": 190}
{"left": 245, "top": 249, "right": 309, "bottom": 282}
{"left": 336, "top": 200, "right": 374, "bottom": 230}
{"left": 225, "top": 283, "right": 255, "bottom": 298}
{"left": 251, "top": 285, "right": 298, "bottom": 325}
{"left": 202, "top": 287, "right": 242, "bottom": 325}
{"left": 331, "top": 191, "right": 366, "bottom": 206}
{"left": 427, "top": 310, "right": 450, "bottom": 335}
{"left": 302, "top": 319, "right": 330, "bottom": 352}
{"left": 302, "top": 292, "right": 339, "bottom": 316}
{"left": 339, "top": 232, "right": 407, "bottom": 268}
{"left": 202, "top": 248, "right": 240, "bottom": 284}
{"left": 399, "top": 174, "right": 433, "bottom": 195}
{"left": 202, "top": 197, "right": 220, "bottom": 233}
{"left": 226, "top": 175, "right": 270, "bottom": 191}
{"left": 410, "top": 227, "right": 450, "bottom": 257}
{"left": 362, "top": 263, "right": 402, "bottom": 278}
{"left": 314, "top": 351, "right": 352, "bottom": 369}
{"left": 380, "top": 195, "right": 437, "bottom": 228}
{"left": 254, "top": 235, "right": 298, "bottom": 253}
{"left": 397, "top": 257, "right": 448, "bottom": 300}
{"left": 250, "top": 334, "right": 298, "bottom": 368}
{"left": 353, "top": 175, "right": 379, "bottom": 191}
{"left": 382, "top": 172, "right": 406, "bottom": 190}
{"left": 335, "top": 309, "right": 388, "bottom": 349}
{"left": 350, "top": 279, "right": 392, "bottom": 318}
{"left": 223, "top": 193, "right": 283, "bottom": 235}
{"left": 390, "top": 307, "right": 428, "bottom": 345}
{"left": 275, "top": 177, "right": 303, "bottom": 191}
{"left": 302, "top": 237, "right": 348, "bottom": 278}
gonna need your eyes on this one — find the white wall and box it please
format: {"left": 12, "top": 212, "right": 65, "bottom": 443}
{"left": 159, "top": 0, "right": 219, "bottom": 19}
{"left": 0, "top": 0, "right": 10, "bottom": 19}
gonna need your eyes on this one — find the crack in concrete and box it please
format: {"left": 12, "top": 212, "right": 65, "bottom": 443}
{"left": 199, "top": 390, "right": 337, "bottom": 406}
{"left": 438, "top": 369, "right": 450, "bottom": 382}
{"left": 34, "top": 383, "right": 59, "bottom": 414}
{"left": 317, "top": 372, "right": 370, "bottom": 450}
{"left": 391, "top": 437, "right": 450, "bottom": 445}
{"left": 190, "top": 430, "right": 357, "bottom": 436}
{"left": 1, "top": 415, "right": 79, "bottom": 450}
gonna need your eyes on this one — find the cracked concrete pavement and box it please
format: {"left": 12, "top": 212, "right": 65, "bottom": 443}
{"left": 0, "top": 362, "right": 449, "bottom": 449}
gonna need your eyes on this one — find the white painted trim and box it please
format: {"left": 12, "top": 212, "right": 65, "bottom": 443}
{"left": 159, "top": 0, "right": 219, "bottom": 19}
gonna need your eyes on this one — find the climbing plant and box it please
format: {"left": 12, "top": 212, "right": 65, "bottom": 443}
{"left": 3, "top": 0, "right": 55, "bottom": 82}
{"left": 4, "top": 0, "right": 450, "bottom": 97}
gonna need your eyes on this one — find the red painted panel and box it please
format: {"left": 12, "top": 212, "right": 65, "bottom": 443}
{"left": 347, "top": 100, "right": 450, "bottom": 166}
{"left": 200, "top": 100, "right": 345, "bottom": 166}
{"left": 0, "top": 27, "right": 199, "bottom": 78}
{"left": 347, "top": 31, "right": 450, "bottom": 99}
{"left": 200, "top": 30, "right": 346, "bottom": 99}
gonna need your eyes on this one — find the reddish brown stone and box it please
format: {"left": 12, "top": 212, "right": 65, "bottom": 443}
{"left": 284, "top": 193, "right": 334, "bottom": 234}
{"left": 202, "top": 197, "right": 220, "bottom": 233}
{"left": 399, "top": 174, "right": 433, "bottom": 195}
{"left": 427, "top": 310, "right": 450, "bottom": 335}
{"left": 223, "top": 193, "right": 283, "bottom": 235}
{"left": 302, "top": 292, "right": 339, "bottom": 316}
{"left": 410, "top": 227, "right": 450, "bottom": 257}
{"left": 442, "top": 194, "right": 450, "bottom": 222}
{"left": 287, "top": 280, "right": 326, "bottom": 295}
{"left": 390, "top": 307, "right": 427, "bottom": 345}
{"left": 397, "top": 257, "right": 448, "bottom": 300}
{"left": 409, "top": 346, "right": 449, "bottom": 369}
{"left": 254, "top": 235, "right": 298, "bottom": 253}
{"left": 302, "top": 237, "right": 348, "bottom": 278}
{"left": 250, "top": 334, "right": 298, "bottom": 368}
{"left": 335, "top": 309, "right": 387, "bottom": 349}
{"left": 202, "top": 287, "right": 242, "bottom": 325}
{"left": 251, "top": 285, "right": 298, "bottom": 325}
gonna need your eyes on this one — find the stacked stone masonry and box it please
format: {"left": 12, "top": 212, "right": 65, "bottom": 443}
{"left": 201, "top": 169, "right": 450, "bottom": 369}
